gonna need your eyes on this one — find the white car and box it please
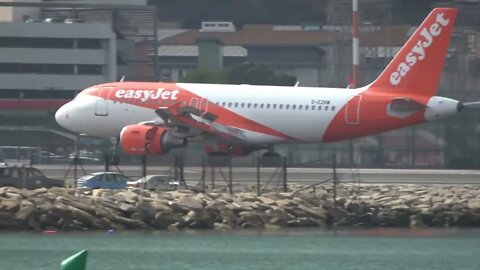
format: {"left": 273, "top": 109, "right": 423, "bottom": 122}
{"left": 127, "top": 175, "right": 178, "bottom": 191}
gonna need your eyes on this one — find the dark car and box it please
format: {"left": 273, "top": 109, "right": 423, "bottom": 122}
{"left": 0, "top": 163, "right": 64, "bottom": 189}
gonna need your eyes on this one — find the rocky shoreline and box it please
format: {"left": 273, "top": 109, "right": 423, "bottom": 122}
{"left": 1, "top": 184, "right": 480, "bottom": 231}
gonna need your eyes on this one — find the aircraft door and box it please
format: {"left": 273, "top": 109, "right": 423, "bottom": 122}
{"left": 189, "top": 97, "right": 198, "bottom": 108}
{"left": 345, "top": 95, "right": 362, "bottom": 125}
{"left": 189, "top": 97, "right": 209, "bottom": 112}
{"left": 95, "top": 87, "right": 113, "bottom": 116}
{"left": 199, "top": 98, "right": 209, "bottom": 112}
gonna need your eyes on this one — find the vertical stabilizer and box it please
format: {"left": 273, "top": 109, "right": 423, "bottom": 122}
{"left": 370, "top": 8, "right": 457, "bottom": 96}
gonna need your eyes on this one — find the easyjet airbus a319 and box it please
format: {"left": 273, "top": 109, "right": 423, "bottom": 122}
{"left": 55, "top": 8, "right": 477, "bottom": 159}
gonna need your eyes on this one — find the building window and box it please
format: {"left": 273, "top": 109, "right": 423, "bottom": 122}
{"left": 0, "top": 63, "right": 74, "bottom": 74}
{"left": 77, "top": 39, "right": 102, "bottom": 49}
{"left": 78, "top": 65, "right": 102, "bottom": 75}
{"left": 0, "top": 37, "right": 74, "bottom": 48}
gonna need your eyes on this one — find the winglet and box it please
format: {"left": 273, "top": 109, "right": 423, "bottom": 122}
{"left": 370, "top": 8, "right": 458, "bottom": 97}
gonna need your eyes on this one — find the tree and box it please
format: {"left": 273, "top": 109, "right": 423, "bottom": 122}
{"left": 182, "top": 63, "right": 297, "bottom": 86}
{"left": 182, "top": 69, "right": 226, "bottom": 84}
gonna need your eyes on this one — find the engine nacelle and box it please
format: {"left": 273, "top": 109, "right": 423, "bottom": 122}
{"left": 120, "top": 125, "right": 186, "bottom": 155}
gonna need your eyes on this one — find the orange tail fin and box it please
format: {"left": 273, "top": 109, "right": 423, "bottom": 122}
{"left": 370, "top": 8, "right": 457, "bottom": 97}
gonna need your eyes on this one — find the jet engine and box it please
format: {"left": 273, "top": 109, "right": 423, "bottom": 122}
{"left": 120, "top": 125, "right": 186, "bottom": 155}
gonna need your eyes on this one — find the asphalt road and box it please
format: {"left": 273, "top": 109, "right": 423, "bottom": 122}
{"left": 35, "top": 164, "right": 480, "bottom": 185}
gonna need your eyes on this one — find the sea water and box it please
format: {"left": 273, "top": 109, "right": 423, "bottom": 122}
{"left": 0, "top": 229, "right": 479, "bottom": 270}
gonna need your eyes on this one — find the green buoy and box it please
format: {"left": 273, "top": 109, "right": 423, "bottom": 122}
{"left": 60, "top": 250, "right": 88, "bottom": 270}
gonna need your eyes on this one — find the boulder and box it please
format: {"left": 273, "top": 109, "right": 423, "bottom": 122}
{"left": 117, "top": 190, "right": 139, "bottom": 204}
{"left": 152, "top": 211, "right": 183, "bottom": 229}
{"left": 238, "top": 211, "right": 264, "bottom": 229}
{"left": 111, "top": 215, "right": 148, "bottom": 229}
{"left": 15, "top": 200, "right": 36, "bottom": 220}
{"left": 213, "top": 222, "right": 233, "bottom": 230}
{"left": 0, "top": 212, "right": 20, "bottom": 229}
{"left": 170, "top": 196, "right": 204, "bottom": 211}
{"left": 0, "top": 198, "right": 20, "bottom": 212}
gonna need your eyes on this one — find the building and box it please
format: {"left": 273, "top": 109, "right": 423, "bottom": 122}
{"left": 0, "top": 22, "right": 116, "bottom": 99}
{"left": 0, "top": 1, "right": 153, "bottom": 155}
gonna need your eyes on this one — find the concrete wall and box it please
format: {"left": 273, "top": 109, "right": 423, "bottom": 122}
{"left": 0, "top": 22, "right": 116, "bottom": 91}
{"left": 197, "top": 39, "right": 223, "bottom": 70}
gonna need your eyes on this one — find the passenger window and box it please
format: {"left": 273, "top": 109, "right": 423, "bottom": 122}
{"left": 241, "top": 103, "right": 245, "bottom": 108}
{"left": 305, "top": 105, "right": 309, "bottom": 110}
{"left": 260, "top": 104, "right": 264, "bottom": 109}
{"left": 247, "top": 103, "right": 251, "bottom": 108}
{"left": 228, "top": 102, "right": 232, "bottom": 107}
{"left": 234, "top": 103, "right": 238, "bottom": 107}
{"left": 279, "top": 104, "right": 283, "bottom": 109}
{"left": 299, "top": 105, "right": 303, "bottom": 110}
{"left": 286, "top": 104, "right": 289, "bottom": 109}
{"left": 266, "top": 104, "right": 270, "bottom": 109}
{"left": 272, "top": 104, "right": 277, "bottom": 109}
{"left": 222, "top": 102, "right": 226, "bottom": 107}
{"left": 325, "top": 106, "right": 329, "bottom": 110}
{"left": 311, "top": 105, "right": 315, "bottom": 110}
{"left": 292, "top": 105, "right": 296, "bottom": 110}
{"left": 332, "top": 106, "right": 336, "bottom": 111}
{"left": 253, "top": 104, "right": 257, "bottom": 108}
{"left": 318, "top": 106, "right": 322, "bottom": 110}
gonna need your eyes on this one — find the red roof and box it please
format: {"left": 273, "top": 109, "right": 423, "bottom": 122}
{"left": 0, "top": 99, "right": 69, "bottom": 111}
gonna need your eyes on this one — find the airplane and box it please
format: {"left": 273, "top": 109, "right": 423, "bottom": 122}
{"left": 55, "top": 8, "right": 478, "bottom": 162}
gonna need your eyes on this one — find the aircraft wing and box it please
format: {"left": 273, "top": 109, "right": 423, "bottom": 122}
{"left": 154, "top": 102, "right": 246, "bottom": 142}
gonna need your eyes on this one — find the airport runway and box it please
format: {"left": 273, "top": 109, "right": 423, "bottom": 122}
{"left": 35, "top": 164, "right": 480, "bottom": 185}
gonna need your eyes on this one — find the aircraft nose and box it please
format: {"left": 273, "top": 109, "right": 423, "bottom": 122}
{"left": 55, "top": 102, "right": 71, "bottom": 130}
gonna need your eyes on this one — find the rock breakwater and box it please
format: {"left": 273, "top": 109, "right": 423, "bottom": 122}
{"left": 1, "top": 184, "right": 480, "bottom": 231}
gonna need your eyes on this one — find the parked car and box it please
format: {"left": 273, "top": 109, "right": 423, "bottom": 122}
{"left": 0, "top": 163, "right": 64, "bottom": 189}
{"left": 77, "top": 172, "right": 129, "bottom": 189}
{"left": 69, "top": 151, "right": 102, "bottom": 164}
{"left": 127, "top": 175, "right": 178, "bottom": 191}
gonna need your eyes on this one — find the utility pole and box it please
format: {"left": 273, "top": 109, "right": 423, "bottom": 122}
{"left": 352, "top": 0, "right": 360, "bottom": 89}
{"left": 349, "top": 0, "right": 360, "bottom": 167}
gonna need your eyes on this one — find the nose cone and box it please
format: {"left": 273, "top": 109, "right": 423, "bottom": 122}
{"left": 55, "top": 102, "right": 72, "bottom": 131}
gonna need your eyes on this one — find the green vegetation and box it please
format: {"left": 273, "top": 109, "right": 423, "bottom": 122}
{"left": 183, "top": 63, "right": 297, "bottom": 86}
{"left": 149, "top": 0, "right": 434, "bottom": 27}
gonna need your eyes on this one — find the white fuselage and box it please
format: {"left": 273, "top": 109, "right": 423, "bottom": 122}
{"left": 55, "top": 82, "right": 458, "bottom": 145}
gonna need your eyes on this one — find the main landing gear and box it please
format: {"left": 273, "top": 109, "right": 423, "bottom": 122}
{"left": 260, "top": 146, "right": 282, "bottom": 167}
